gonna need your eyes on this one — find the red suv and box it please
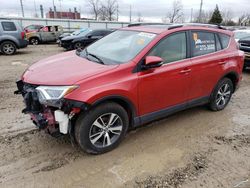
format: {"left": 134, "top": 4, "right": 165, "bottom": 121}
{"left": 15, "top": 24, "right": 244, "bottom": 154}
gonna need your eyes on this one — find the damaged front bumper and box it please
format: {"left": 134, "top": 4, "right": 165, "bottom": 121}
{"left": 15, "top": 80, "right": 89, "bottom": 137}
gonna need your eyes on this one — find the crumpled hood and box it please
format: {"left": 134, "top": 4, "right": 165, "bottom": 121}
{"left": 22, "top": 51, "right": 118, "bottom": 86}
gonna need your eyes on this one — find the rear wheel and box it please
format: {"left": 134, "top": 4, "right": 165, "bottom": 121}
{"left": 30, "top": 38, "right": 39, "bottom": 45}
{"left": 0, "top": 41, "right": 16, "bottom": 55}
{"left": 209, "top": 78, "right": 233, "bottom": 111}
{"left": 74, "top": 102, "right": 129, "bottom": 154}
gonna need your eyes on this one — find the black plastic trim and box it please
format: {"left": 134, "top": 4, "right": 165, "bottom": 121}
{"left": 135, "top": 96, "right": 210, "bottom": 127}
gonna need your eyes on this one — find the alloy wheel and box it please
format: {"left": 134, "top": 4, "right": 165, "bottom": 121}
{"left": 89, "top": 113, "right": 123, "bottom": 148}
{"left": 3, "top": 43, "right": 15, "bottom": 55}
{"left": 216, "top": 83, "right": 231, "bottom": 108}
{"left": 31, "top": 39, "right": 38, "bottom": 45}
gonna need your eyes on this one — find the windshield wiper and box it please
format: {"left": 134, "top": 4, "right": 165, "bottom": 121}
{"left": 85, "top": 48, "right": 104, "bottom": 64}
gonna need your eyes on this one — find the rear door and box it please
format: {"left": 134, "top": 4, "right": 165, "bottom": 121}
{"left": 188, "top": 31, "right": 231, "bottom": 100}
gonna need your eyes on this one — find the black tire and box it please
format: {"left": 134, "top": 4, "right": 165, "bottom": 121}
{"left": 29, "top": 38, "right": 39, "bottom": 45}
{"left": 74, "top": 42, "right": 83, "bottom": 50}
{"left": 0, "top": 41, "right": 16, "bottom": 55}
{"left": 74, "top": 102, "right": 129, "bottom": 154}
{"left": 209, "top": 78, "right": 234, "bottom": 111}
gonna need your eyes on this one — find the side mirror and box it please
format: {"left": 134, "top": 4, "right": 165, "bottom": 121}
{"left": 87, "top": 35, "right": 92, "bottom": 39}
{"left": 142, "top": 56, "right": 163, "bottom": 70}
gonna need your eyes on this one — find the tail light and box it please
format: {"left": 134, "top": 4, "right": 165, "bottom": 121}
{"left": 21, "top": 31, "right": 26, "bottom": 40}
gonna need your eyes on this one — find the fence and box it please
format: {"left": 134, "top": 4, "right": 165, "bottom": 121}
{"left": 1, "top": 17, "right": 130, "bottom": 31}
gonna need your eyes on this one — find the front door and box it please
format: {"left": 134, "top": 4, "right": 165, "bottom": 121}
{"left": 138, "top": 32, "right": 192, "bottom": 117}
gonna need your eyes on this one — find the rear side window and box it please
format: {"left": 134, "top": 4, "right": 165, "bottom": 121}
{"left": 90, "top": 31, "right": 103, "bottom": 36}
{"left": 1, "top": 21, "right": 17, "bottom": 31}
{"left": 149, "top": 32, "right": 187, "bottom": 64}
{"left": 218, "top": 33, "right": 230, "bottom": 49}
{"left": 191, "top": 31, "right": 216, "bottom": 57}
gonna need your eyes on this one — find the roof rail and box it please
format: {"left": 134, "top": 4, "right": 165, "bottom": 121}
{"left": 168, "top": 23, "right": 227, "bottom": 30}
{"left": 128, "top": 22, "right": 170, "bottom": 27}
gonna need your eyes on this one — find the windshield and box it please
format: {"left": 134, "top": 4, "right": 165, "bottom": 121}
{"left": 234, "top": 31, "right": 250, "bottom": 40}
{"left": 79, "top": 30, "right": 156, "bottom": 64}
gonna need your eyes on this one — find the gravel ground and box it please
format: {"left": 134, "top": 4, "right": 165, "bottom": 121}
{"left": 0, "top": 45, "right": 249, "bottom": 188}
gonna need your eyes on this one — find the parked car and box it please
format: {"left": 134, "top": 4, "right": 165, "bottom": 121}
{"left": 234, "top": 30, "right": 250, "bottom": 42}
{"left": 15, "top": 24, "right": 244, "bottom": 154}
{"left": 58, "top": 28, "right": 90, "bottom": 47}
{"left": 61, "top": 29, "right": 113, "bottom": 50}
{"left": 0, "top": 19, "right": 28, "bottom": 55}
{"left": 238, "top": 36, "right": 250, "bottom": 69}
{"left": 24, "top": 25, "right": 43, "bottom": 33}
{"left": 26, "top": 25, "right": 63, "bottom": 45}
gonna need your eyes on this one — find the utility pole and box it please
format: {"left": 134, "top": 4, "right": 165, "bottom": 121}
{"left": 59, "top": 0, "right": 63, "bottom": 18}
{"left": 34, "top": 0, "right": 38, "bottom": 17}
{"left": 190, "top": 8, "right": 193, "bottom": 22}
{"left": 52, "top": 0, "right": 56, "bottom": 18}
{"left": 198, "top": 0, "right": 203, "bottom": 23}
{"left": 20, "top": 0, "right": 24, "bottom": 17}
{"left": 116, "top": 3, "right": 119, "bottom": 21}
{"left": 129, "top": 5, "right": 132, "bottom": 23}
{"left": 40, "top": 5, "right": 44, "bottom": 18}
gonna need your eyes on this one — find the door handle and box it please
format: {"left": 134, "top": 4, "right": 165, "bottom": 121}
{"left": 179, "top": 69, "right": 191, "bottom": 74}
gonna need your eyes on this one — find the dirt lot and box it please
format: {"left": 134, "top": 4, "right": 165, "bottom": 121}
{"left": 0, "top": 45, "right": 249, "bottom": 188}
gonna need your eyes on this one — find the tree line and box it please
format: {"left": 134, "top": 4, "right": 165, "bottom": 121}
{"left": 162, "top": 0, "right": 250, "bottom": 26}
{"left": 88, "top": 0, "right": 250, "bottom": 26}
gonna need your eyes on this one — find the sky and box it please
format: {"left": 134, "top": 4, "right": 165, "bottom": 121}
{"left": 0, "top": 0, "right": 250, "bottom": 22}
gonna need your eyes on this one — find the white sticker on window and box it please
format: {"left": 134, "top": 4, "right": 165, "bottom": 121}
{"left": 138, "top": 32, "right": 156, "bottom": 38}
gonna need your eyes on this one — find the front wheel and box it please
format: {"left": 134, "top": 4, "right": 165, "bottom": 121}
{"left": 209, "top": 78, "right": 234, "bottom": 111}
{"left": 74, "top": 103, "right": 129, "bottom": 154}
{"left": 74, "top": 42, "right": 83, "bottom": 50}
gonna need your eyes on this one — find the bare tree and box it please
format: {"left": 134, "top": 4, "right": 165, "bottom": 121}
{"left": 88, "top": 0, "right": 100, "bottom": 20}
{"left": 193, "top": 10, "right": 213, "bottom": 23}
{"left": 98, "top": 5, "right": 107, "bottom": 21}
{"left": 222, "top": 9, "right": 234, "bottom": 25}
{"left": 104, "top": 0, "right": 118, "bottom": 21}
{"left": 137, "top": 12, "right": 144, "bottom": 22}
{"left": 168, "top": 0, "right": 184, "bottom": 23}
{"left": 238, "top": 14, "right": 250, "bottom": 26}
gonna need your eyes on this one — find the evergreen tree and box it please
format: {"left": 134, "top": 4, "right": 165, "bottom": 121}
{"left": 209, "top": 5, "right": 223, "bottom": 24}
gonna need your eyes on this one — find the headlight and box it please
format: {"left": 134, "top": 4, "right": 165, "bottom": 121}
{"left": 36, "top": 85, "right": 78, "bottom": 107}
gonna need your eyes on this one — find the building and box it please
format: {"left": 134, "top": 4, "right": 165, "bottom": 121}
{"left": 46, "top": 8, "right": 80, "bottom": 19}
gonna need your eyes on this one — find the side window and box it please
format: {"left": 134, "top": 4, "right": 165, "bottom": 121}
{"left": 1, "top": 22, "right": 17, "bottom": 31}
{"left": 149, "top": 32, "right": 187, "bottom": 64}
{"left": 191, "top": 32, "right": 216, "bottom": 57}
{"left": 219, "top": 33, "right": 230, "bottom": 49}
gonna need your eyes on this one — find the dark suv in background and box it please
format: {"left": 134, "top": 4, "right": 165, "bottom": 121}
{"left": 61, "top": 29, "right": 113, "bottom": 50}
{"left": 238, "top": 37, "right": 250, "bottom": 69}
{"left": 0, "top": 19, "right": 28, "bottom": 55}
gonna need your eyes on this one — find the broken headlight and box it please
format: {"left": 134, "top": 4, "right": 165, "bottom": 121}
{"left": 36, "top": 85, "right": 78, "bottom": 107}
